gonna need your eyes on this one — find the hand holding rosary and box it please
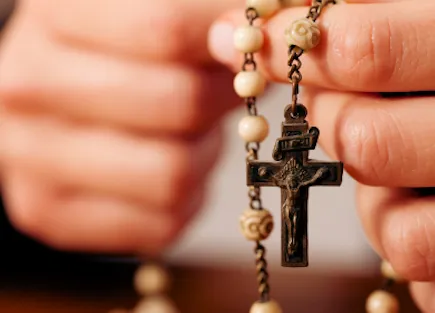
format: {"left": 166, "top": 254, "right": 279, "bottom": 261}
{"left": 234, "top": 1, "right": 406, "bottom": 312}
{"left": 117, "top": 1, "right": 408, "bottom": 312}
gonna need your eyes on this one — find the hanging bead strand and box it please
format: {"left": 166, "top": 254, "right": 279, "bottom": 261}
{"left": 366, "top": 260, "right": 406, "bottom": 313}
{"left": 236, "top": 2, "right": 283, "bottom": 312}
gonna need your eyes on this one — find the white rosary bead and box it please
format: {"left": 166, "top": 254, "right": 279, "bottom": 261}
{"left": 134, "top": 264, "right": 171, "bottom": 296}
{"left": 238, "top": 115, "right": 269, "bottom": 143}
{"left": 285, "top": 18, "right": 321, "bottom": 51}
{"left": 234, "top": 26, "right": 264, "bottom": 53}
{"left": 366, "top": 290, "right": 400, "bottom": 313}
{"left": 246, "top": 0, "right": 281, "bottom": 18}
{"left": 250, "top": 300, "right": 283, "bottom": 313}
{"left": 381, "top": 260, "right": 405, "bottom": 283}
{"left": 234, "top": 71, "right": 266, "bottom": 98}
{"left": 240, "top": 208, "right": 274, "bottom": 241}
{"left": 133, "top": 296, "right": 179, "bottom": 313}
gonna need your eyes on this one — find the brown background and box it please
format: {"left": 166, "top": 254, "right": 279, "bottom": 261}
{"left": 0, "top": 260, "right": 420, "bottom": 313}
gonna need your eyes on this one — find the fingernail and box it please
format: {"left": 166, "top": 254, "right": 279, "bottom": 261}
{"left": 208, "top": 22, "right": 236, "bottom": 65}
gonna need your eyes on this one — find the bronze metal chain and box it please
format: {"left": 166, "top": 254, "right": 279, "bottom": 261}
{"left": 255, "top": 242, "right": 270, "bottom": 302}
{"left": 288, "top": 0, "right": 336, "bottom": 117}
{"left": 242, "top": 6, "right": 271, "bottom": 302}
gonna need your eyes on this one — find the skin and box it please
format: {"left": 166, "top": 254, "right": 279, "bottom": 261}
{"left": 0, "top": 0, "right": 243, "bottom": 255}
{"left": 0, "top": 0, "right": 434, "bottom": 311}
{"left": 209, "top": 0, "right": 435, "bottom": 311}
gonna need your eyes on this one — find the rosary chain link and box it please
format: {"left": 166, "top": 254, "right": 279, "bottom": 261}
{"left": 240, "top": 7, "right": 270, "bottom": 303}
{"left": 307, "top": 0, "right": 336, "bottom": 22}
{"left": 288, "top": 0, "right": 336, "bottom": 117}
{"left": 255, "top": 242, "right": 270, "bottom": 302}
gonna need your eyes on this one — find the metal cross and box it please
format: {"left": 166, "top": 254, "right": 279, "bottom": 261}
{"left": 247, "top": 106, "right": 343, "bottom": 267}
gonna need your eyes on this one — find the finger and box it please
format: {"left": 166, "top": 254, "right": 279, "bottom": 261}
{"left": 17, "top": 0, "right": 243, "bottom": 63}
{"left": 297, "top": 87, "right": 435, "bottom": 187}
{"left": 3, "top": 170, "right": 204, "bottom": 254}
{"left": 209, "top": 1, "right": 435, "bottom": 92}
{"left": 0, "top": 26, "right": 238, "bottom": 135}
{"left": 0, "top": 113, "right": 222, "bottom": 211}
{"left": 410, "top": 282, "right": 435, "bottom": 313}
{"left": 357, "top": 184, "right": 435, "bottom": 281}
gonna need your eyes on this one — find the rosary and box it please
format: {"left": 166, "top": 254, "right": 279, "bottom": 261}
{"left": 112, "top": 1, "right": 408, "bottom": 313}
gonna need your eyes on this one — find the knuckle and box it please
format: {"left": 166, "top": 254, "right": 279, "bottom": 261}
{"left": 38, "top": 1, "right": 189, "bottom": 61}
{"left": 163, "top": 145, "right": 194, "bottom": 208}
{"left": 331, "top": 15, "right": 397, "bottom": 89}
{"left": 155, "top": 216, "right": 185, "bottom": 248}
{"left": 340, "top": 106, "right": 393, "bottom": 184}
{"left": 174, "top": 70, "right": 208, "bottom": 132}
{"left": 9, "top": 204, "right": 45, "bottom": 239}
{"left": 150, "top": 5, "right": 188, "bottom": 60}
{"left": 384, "top": 210, "right": 435, "bottom": 281}
{"left": 7, "top": 194, "right": 52, "bottom": 244}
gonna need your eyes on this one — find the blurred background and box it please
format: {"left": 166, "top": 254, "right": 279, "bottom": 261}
{"left": 0, "top": 1, "right": 419, "bottom": 312}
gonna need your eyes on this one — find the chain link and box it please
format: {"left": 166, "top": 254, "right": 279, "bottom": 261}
{"left": 255, "top": 242, "right": 270, "bottom": 302}
{"left": 289, "top": 0, "right": 336, "bottom": 117}
{"left": 240, "top": 7, "right": 270, "bottom": 302}
{"left": 306, "top": 0, "right": 336, "bottom": 21}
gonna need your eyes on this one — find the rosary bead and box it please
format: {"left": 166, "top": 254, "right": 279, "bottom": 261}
{"left": 246, "top": 0, "right": 281, "bottom": 18}
{"left": 285, "top": 18, "right": 321, "bottom": 51}
{"left": 381, "top": 260, "right": 405, "bottom": 283}
{"left": 240, "top": 208, "right": 274, "bottom": 241}
{"left": 250, "top": 300, "right": 283, "bottom": 313}
{"left": 238, "top": 116, "right": 270, "bottom": 143}
{"left": 234, "top": 71, "right": 266, "bottom": 98}
{"left": 134, "top": 264, "right": 171, "bottom": 296}
{"left": 133, "top": 297, "right": 179, "bottom": 313}
{"left": 234, "top": 26, "right": 264, "bottom": 53}
{"left": 366, "top": 290, "right": 399, "bottom": 313}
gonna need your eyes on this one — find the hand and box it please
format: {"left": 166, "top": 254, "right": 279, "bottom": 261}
{"left": 209, "top": 0, "right": 435, "bottom": 311}
{"left": 0, "top": 0, "right": 241, "bottom": 256}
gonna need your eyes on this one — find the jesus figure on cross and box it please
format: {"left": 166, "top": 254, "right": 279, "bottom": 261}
{"left": 272, "top": 158, "right": 328, "bottom": 255}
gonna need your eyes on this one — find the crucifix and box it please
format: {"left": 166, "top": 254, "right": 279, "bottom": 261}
{"left": 247, "top": 105, "right": 343, "bottom": 267}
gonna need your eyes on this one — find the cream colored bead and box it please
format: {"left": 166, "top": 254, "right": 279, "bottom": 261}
{"left": 240, "top": 208, "right": 274, "bottom": 241}
{"left": 134, "top": 264, "right": 171, "bottom": 296}
{"left": 366, "top": 290, "right": 399, "bottom": 313}
{"left": 250, "top": 300, "right": 283, "bottom": 313}
{"left": 234, "top": 71, "right": 266, "bottom": 98}
{"left": 246, "top": 0, "right": 281, "bottom": 18}
{"left": 238, "top": 115, "right": 269, "bottom": 143}
{"left": 285, "top": 18, "right": 321, "bottom": 51}
{"left": 234, "top": 26, "right": 264, "bottom": 53}
{"left": 381, "top": 260, "right": 405, "bottom": 283}
{"left": 133, "top": 297, "right": 179, "bottom": 313}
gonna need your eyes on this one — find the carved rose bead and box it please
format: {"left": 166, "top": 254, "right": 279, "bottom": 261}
{"left": 240, "top": 208, "right": 274, "bottom": 241}
{"left": 285, "top": 18, "right": 321, "bottom": 51}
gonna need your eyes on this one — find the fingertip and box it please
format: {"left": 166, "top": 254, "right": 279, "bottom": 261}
{"left": 410, "top": 282, "right": 435, "bottom": 313}
{"left": 208, "top": 18, "right": 237, "bottom": 68}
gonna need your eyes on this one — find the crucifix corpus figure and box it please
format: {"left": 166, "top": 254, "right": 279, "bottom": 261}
{"left": 247, "top": 106, "right": 343, "bottom": 267}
